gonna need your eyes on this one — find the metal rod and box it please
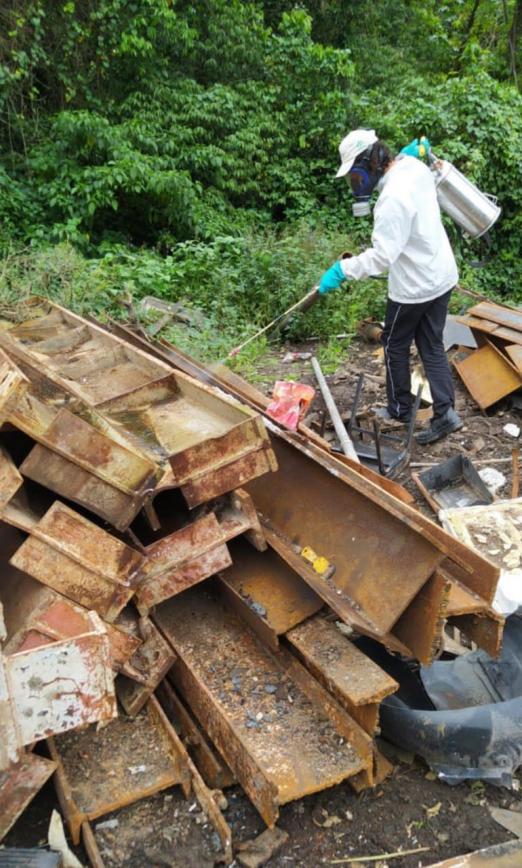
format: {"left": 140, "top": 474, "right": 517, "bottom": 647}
{"left": 311, "top": 356, "right": 360, "bottom": 463}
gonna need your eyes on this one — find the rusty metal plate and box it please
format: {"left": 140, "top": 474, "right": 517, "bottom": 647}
{"left": 1, "top": 572, "right": 141, "bottom": 672}
{"left": 95, "top": 371, "right": 268, "bottom": 472}
{"left": 0, "top": 752, "right": 57, "bottom": 841}
{"left": 0, "top": 446, "right": 22, "bottom": 511}
{"left": 467, "top": 301, "right": 522, "bottom": 334}
{"left": 9, "top": 501, "right": 143, "bottom": 620}
{"left": 154, "top": 586, "right": 372, "bottom": 827}
{"left": 135, "top": 514, "right": 232, "bottom": 612}
{"left": 115, "top": 612, "right": 175, "bottom": 717}
{"left": 3, "top": 612, "right": 116, "bottom": 745}
{"left": 286, "top": 615, "right": 398, "bottom": 734}
{"left": 505, "top": 344, "right": 522, "bottom": 374}
{"left": 390, "top": 570, "right": 451, "bottom": 666}
{"left": 219, "top": 538, "right": 323, "bottom": 650}
{"left": 49, "top": 696, "right": 191, "bottom": 845}
{"left": 0, "top": 348, "right": 28, "bottom": 424}
{"left": 40, "top": 408, "right": 158, "bottom": 495}
{"left": 246, "top": 436, "right": 444, "bottom": 635}
{"left": 446, "top": 579, "right": 489, "bottom": 617}
{"left": 20, "top": 444, "right": 142, "bottom": 530}
{"left": 157, "top": 677, "right": 236, "bottom": 790}
{"left": 454, "top": 342, "right": 521, "bottom": 409}
{"left": 181, "top": 444, "right": 277, "bottom": 508}
{"left": 449, "top": 610, "right": 504, "bottom": 658}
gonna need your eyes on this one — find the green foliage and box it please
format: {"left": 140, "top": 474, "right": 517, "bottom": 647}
{"left": 1, "top": 0, "right": 522, "bottom": 364}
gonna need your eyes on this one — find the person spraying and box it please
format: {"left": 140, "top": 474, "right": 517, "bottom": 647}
{"left": 319, "top": 129, "right": 463, "bottom": 445}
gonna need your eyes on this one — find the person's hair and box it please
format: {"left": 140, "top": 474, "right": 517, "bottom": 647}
{"left": 369, "top": 141, "right": 394, "bottom": 173}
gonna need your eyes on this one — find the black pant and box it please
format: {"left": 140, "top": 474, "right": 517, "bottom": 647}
{"left": 381, "top": 289, "right": 454, "bottom": 420}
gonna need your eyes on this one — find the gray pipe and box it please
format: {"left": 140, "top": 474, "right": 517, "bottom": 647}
{"left": 311, "top": 356, "right": 360, "bottom": 463}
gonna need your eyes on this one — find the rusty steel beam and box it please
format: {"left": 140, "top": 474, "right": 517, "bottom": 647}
{"left": 0, "top": 752, "right": 57, "bottom": 841}
{"left": 0, "top": 446, "right": 22, "bottom": 511}
{"left": 108, "top": 321, "right": 416, "bottom": 506}
{"left": 0, "top": 570, "right": 142, "bottom": 675}
{"left": 6, "top": 500, "right": 143, "bottom": 621}
{"left": 2, "top": 612, "right": 116, "bottom": 752}
{"left": 286, "top": 615, "right": 398, "bottom": 735}
{"left": 115, "top": 611, "right": 176, "bottom": 717}
{"left": 218, "top": 538, "right": 323, "bottom": 651}
{"left": 153, "top": 585, "right": 374, "bottom": 827}
{"left": 246, "top": 426, "right": 499, "bottom": 635}
{"left": 134, "top": 513, "right": 232, "bottom": 614}
{"left": 48, "top": 695, "right": 191, "bottom": 845}
{"left": 0, "top": 299, "right": 277, "bottom": 510}
{"left": 156, "top": 677, "right": 236, "bottom": 790}
{"left": 49, "top": 694, "right": 233, "bottom": 859}
{"left": 0, "top": 348, "right": 28, "bottom": 424}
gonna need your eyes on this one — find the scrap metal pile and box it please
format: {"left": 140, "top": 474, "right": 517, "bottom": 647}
{"left": 454, "top": 299, "right": 522, "bottom": 408}
{"left": 0, "top": 299, "right": 504, "bottom": 865}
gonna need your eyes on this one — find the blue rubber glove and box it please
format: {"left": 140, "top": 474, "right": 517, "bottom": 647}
{"left": 401, "top": 136, "right": 431, "bottom": 159}
{"left": 318, "top": 261, "right": 346, "bottom": 295}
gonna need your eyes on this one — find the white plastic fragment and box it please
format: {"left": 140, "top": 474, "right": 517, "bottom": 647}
{"left": 479, "top": 467, "right": 507, "bottom": 495}
{"left": 503, "top": 423, "right": 520, "bottom": 438}
{"left": 48, "top": 809, "right": 84, "bottom": 868}
{"left": 493, "top": 569, "right": 522, "bottom": 616}
{"left": 95, "top": 819, "right": 119, "bottom": 831}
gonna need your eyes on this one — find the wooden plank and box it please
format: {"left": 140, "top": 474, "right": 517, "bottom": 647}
{"left": 454, "top": 341, "right": 521, "bottom": 409}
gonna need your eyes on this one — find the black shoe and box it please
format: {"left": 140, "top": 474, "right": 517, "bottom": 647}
{"left": 415, "top": 408, "right": 463, "bottom": 445}
{"left": 373, "top": 407, "right": 411, "bottom": 425}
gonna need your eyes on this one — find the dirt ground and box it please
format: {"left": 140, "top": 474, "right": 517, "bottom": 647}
{"left": 4, "top": 335, "right": 522, "bottom": 867}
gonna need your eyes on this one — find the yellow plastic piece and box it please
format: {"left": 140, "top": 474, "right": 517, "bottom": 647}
{"left": 301, "top": 547, "right": 331, "bottom": 576}
{"left": 312, "top": 556, "right": 330, "bottom": 576}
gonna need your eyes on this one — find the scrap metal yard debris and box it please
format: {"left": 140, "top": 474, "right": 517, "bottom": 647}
{"left": 0, "top": 297, "right": 517, "bottom": 866}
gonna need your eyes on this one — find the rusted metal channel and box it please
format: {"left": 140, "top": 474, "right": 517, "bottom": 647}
{"left": 0, "top": 569, "right": 142, "bottom": 676}
{"left": 48, "top": 696, "right": 191, "bottom": 845}
{"left": 218, "top": 538, "right": 324, "bottom": 651}
{"left": 0, "top": 299, "right": 277, "bottom": 524}
{"left": 48, "top": 695, "right": 233, "bottom": 861}
{"left": 5, "top": 500, "right": 144, "bottom": 621}
{"left": 286, "top": 615, "right": 398, "bottom": 735}
{"left": 0, "top": 752, "right": 57, "bottom": 841}
{"left": 108, "top": 321, "right": 416, "bottom": 505}
{"left": 2, "top": 612, "right": 116, "bottom": 749}
{"left": 154, "top": 585, "right": 374, "bottom": 827}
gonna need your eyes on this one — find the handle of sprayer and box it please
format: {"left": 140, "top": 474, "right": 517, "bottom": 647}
{"left": 228, "top": 286, "right": 319, "bottom": 358}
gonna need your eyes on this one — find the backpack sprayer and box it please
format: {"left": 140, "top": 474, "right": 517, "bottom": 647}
{"left": 427, "top": 147, "right": 501, "bottom": 244}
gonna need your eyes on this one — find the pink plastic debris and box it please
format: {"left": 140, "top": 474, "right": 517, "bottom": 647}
{"left": 266, "top": 381, "right": 315, "bottom": 430}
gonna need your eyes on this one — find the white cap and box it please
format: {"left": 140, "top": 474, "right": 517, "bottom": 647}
{"left": 335, "top": 129, "right": 378, "bottom": 178}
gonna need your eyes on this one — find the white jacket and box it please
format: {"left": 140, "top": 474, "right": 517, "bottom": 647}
{"left": 340, "top": 155, "right": 458, "bottom": 303}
